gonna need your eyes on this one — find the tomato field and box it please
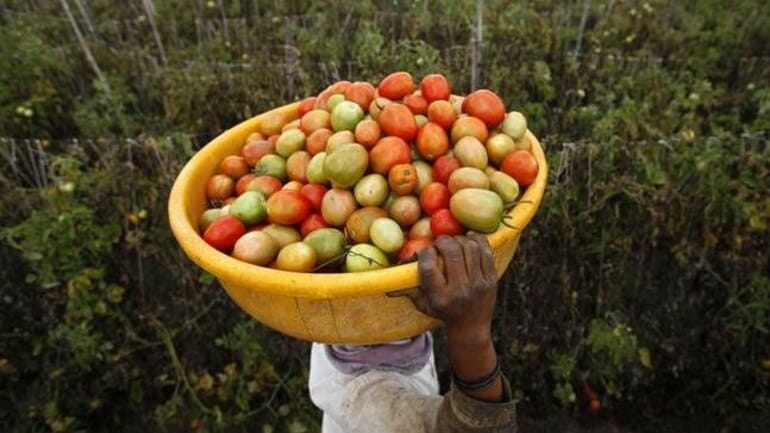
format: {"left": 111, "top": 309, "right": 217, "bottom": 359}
{"left": 1, "top": 1, "right": 769, "bottom": 432}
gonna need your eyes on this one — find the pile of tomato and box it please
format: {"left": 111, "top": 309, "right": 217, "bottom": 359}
{"left": 199, "top": 71, "right": 539, "bottom": 273}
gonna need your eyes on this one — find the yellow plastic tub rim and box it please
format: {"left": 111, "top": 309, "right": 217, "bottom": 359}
{"left": 168, "top": 101, "right": 548, "bottom": 344}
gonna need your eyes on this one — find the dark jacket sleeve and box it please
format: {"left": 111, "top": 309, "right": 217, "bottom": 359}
{"left": 434, "top": 377, "right": 517, "bottom": 432}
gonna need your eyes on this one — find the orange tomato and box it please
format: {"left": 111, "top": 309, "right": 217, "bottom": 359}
{"left": 354, "top": 119, "right": 382, "bottom": 149}
{"left": 369, "top": 136, "right": 412, "bottom": 175}
{"left": 378, "top": 103, "right": 418, "bottom": 142}
{"left": 450, "top": 116, "right": 489, "bottom": 143}
{"left": 388, "top": 163, "right": 418, "bottom": 196}
{"left": 306, "top": 128, "right": 332, "bottom": 155}
{"left": 415, "top": 122, "right": 449, "bottom": 161}
{"left": 427, "top": 100, "right": 457, "bottom": 131}
{"left": 219, "top": 155, "right": 250, "bottom": 179}
{"left": 344, "top": 81, "right": 376, "bottom": 110}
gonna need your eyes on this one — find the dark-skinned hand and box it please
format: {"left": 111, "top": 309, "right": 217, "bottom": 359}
{"left": 411, "top": 233, "right": 499, "bottom": 339}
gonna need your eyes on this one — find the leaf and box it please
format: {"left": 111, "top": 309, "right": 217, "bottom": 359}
{"left": 639, "top": 348, "right": 652, "bottom": 369}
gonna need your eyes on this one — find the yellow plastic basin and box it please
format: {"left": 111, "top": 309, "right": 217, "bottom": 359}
{"left": 168, "top": 101, "right": 548, "bottom": 345}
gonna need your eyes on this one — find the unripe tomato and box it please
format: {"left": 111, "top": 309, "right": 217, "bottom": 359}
{"left": 206, "top": 174, "right": 235, "bottom": 201}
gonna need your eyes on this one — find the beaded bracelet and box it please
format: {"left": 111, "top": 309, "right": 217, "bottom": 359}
{"left": 452, "top": 360, "right": 502, "bottom": 392}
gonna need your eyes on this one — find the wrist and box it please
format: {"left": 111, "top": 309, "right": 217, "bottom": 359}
{"left": 446, "top": 324, "right": 492, "bottom": 348}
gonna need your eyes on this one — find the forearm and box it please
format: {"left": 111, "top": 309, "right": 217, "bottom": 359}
{"left": 446, "top": 326, "right": 504, "bottom": 402}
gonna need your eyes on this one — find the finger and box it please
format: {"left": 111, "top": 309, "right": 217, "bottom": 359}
{"left": 418, "top": 246, "right": 446, "bottom": 295}
{"left": 469, "top": 231, "right": 497, "bottom": 281}
{"left": 406, "top": 289, "right": 431, "bottom": 316}
{"left": 457, "top": 236, "right": 482, "bottom": 286}
{"left": 434, "top": 235, "right": 469, "bottom": 289}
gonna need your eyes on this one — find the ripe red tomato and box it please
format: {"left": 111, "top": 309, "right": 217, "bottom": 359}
{"left": 419, "top": 182, "right": 451, "bottom": 215}
{"left": 300, "top": 183, "right": 328, "bottom": 212}
{"left": 377, "top": 71, "right": 414, "bottom": 100}
{"left": 500, "top": 150, "right": 539, "bottom": 186}
{"left": 203, "top": 215, "right": 246, "bottom": 252}
{"left": 300, "top": 213, "right": 329, "bottom": 238}
{"left": 420, "top": 74, "right": 451, "bottom": 102}
{"left": 462, "top": 89, "right": 506, "bottom": 128}
{"left": 377, "top": 103, "right": 418, "bottom": 142}
{"left": 430, "top": 209, "right": 465, "bottom": 236}
{"left": 403, "top": 93, "right": 428, "bottom": 115}
{"left": 432, "top": 155, "right": 462, "bottom": 184}
{"left": 369, "top": 136, "right": 412, "bottom": 175}
{"left": 266, "top": 190, "right": 312, "bottom": 225}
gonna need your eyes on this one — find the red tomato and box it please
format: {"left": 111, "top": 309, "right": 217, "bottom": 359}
{"left": 220, "top": 155, "right": 250, "bottom": 179}
{"left": 432, "top": 155, "right": 462, "bottom": 185}
{"left": 300, "top": 183, "right": 328, "bottom": 212}
{"left": 419, "top": 182, "right": 451, "bottom": 215}
{"left": 266, "top": 190, "right": 312, "bottom": 225}
{"left": 500, "top": 150, "right": 539, "bottom": 186}
{"left": 462, "top": 89, "right": 506, "bottom": 128}
{"left": 298, "top": 96, "right": 317, "bottom": 117}
{"left": 203, "top": 215, "right": 246, "bottom": 252}
{"left": 420, "top": 74, "right": 451, "bottom": 102}
{"left": 378, "top": 103, "right": 418, "bottom": 142}
{"left": 377, "top": 71, "right": 414, "bottom": 100}
{"left": 300, "top": 213, "right": 329, "bottom": 238}
{"left": 403, "top": 93, "right": 428, "bottom": 115}
{"left": 397, "top": 238, "right": 434, "bottom": 263}
{"left": 369, "top": 136, "right": 412, "bottom": 175}
{"left": 430, "top": 209, "right": 465, "bottom": 236}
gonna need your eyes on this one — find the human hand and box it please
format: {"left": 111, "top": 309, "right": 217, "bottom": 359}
{"left": 411, "top": 233, "right": 499, "bottom": 340}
